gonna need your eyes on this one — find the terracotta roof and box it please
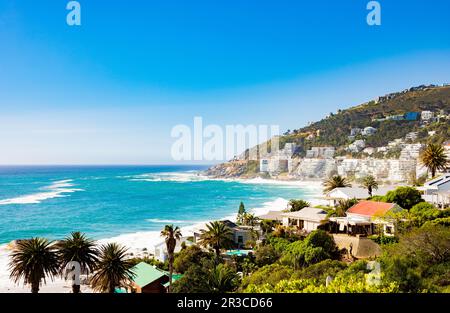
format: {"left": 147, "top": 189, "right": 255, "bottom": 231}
{"left": 347, "top": 201, "right": 397, "bottom": 217}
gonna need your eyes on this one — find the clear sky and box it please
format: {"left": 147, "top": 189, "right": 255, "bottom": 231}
{"left": 0, "top": 0, "right": 449, "bottom": 164}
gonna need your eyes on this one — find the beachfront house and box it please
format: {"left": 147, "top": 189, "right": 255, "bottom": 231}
{"left": 421, "top": 173, "right": 450, "bottom": 208}
{"left": 258, "top": 210, "right": 284, "bottom": 222}
{"left": 324, "top": 186, "right": 397, "bottom": 207}
{"left": 281, "top": 207, "right": 328, "bottom": 232}
{"left": 154, "top": 237, "right": 194, "bottom": 263}
{"left": 128, "top": 262, "right": 170, "bottom": 293}
{"left": 330, "top": 200, "right": 402, "bottom": 236}
{"left": 193, "top": 220, "right": 256, "bottom": 249}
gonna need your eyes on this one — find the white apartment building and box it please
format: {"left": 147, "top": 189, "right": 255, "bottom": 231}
{"left": 400, "top": 143, "right": 424, "bottom": 160}
{"left": 421, "top": 110, "right": 434, "bottom": 121}
{"left": 305, "top": 146, "right": 335, "bottom": 159}
{"left": 259, "top": 143, "right": 297, "bottom": 174}
{"left": 337, "top": 158, "right": 416, "bottom": 182}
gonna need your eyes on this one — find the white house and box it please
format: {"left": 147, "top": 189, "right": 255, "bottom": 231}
{"left": 362, "top": 127, "right": 377, "bottom": 136}
{"left": 193, "top": 220, "right": 257, "bottom": 249}
{"left": 329, "top": 201, "right": 403, "bottom": 236}
{"left": 324, "top": 186, "right": 397, "bottom": 207}
{"left": 421, "top": 110, "right": 434, "bottom": 121}
{"left": 153, "top": 237, "right": 194, "bottom": 262}
{"left": 421, "top": 173, "right": 450, "bottom": 208}
{"left": 282, "top": 207, "right": 328, "bottom": 232}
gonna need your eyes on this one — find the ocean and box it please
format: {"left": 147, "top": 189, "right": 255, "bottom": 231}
{"left": 0, "top": 165, "right": 321, "bottom": 245}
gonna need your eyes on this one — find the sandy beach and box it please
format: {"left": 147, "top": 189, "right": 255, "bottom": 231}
{"left": 0, "top": 178, "right": 324, "bottom": 293}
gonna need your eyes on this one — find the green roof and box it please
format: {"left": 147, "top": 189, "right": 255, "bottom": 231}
{"left": 131, "top": 262, "right": 167, "bottom": 287}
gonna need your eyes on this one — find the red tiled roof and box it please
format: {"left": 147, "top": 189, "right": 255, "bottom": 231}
{"left": 347, "top": 201, "right": 396, "bottom": 217}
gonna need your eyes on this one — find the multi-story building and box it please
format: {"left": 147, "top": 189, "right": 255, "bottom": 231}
{"left": 259, "top": 143, "right": 297, "bottom": 174}
{"left": 400, "top": 143, "right": 424, "bottom": 160}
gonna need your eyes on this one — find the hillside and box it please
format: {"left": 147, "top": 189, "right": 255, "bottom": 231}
{"left": 283, "top": 85, "right": 450, "bottom": 156}
{"left": 205, "top": 85, "right": 450, "bottom": 178}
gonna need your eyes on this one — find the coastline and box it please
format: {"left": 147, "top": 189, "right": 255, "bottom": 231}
{"left": 0, "top": 177, "right": 324, "bottom": 293}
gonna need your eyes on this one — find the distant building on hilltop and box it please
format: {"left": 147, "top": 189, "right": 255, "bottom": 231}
{"left": 404, "top": 112, "right": 420, "bottom": 121}
{"left": 362, "top": 127, "right": 377, "bottom": 136}
{"left": 421, "top": 110, "right": 434, "bottom": 121}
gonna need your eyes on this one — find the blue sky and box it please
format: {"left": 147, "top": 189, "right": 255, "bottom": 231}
{"left": 0, "top": 0, "right": 449, "bottom": 164}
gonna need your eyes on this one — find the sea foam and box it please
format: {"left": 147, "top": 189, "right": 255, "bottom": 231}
{"left": 0, "top": 179, "right": 83, "bottom": 205}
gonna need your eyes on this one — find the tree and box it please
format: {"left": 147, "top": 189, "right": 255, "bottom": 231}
{"left": 288, "top": 199, "right": 311, "bottom": 212}
{"left": 172, "top": 259, "right": 239, "bottom": 293}
{"left": 333, "top": 199, "right": 358, "bottom": 217}
{"left": 208, "top": 264, "right": 240, "bottom": 293}
{"left": 281, "top": 230, "right": 339, "bottom": 269}
{"left": 238, "top": 202, "right": 245, "bottom": 215}
{"left": 420, "top": 143, "right": 448, "bottom": 178}
{"left": 384, "top": 186, "right": 423, "bottom": 210}
{"left": 323, "top": 175, "right": 351, "bottom": 193}
{"left": 237, "top": 202, "right": 246, "bottom": 224}
{"left": 255, "top": 244, "right": 280, "bottom": 267}
{"left": 57, "top": 232, "right": 99, "bottom": 293}
{"left": 161, "top": 224, "right": 182, "bottom": 292}
{"left": 199, "top": 221, "right": 234, "bottom": 260}
{"left": 241, "top": 264, "right": 293, "bottom": 289}
{"left": 381, "top": 225, "right": 450, "bottom": 292}
{"left": 90, "top": 243, "right": 134, "bottom": 293}
{"left": 9, "top": 238, "right": 60, "bottom": 293}
{"left": 242, "top": 213, "right": 259, "bottom": 227}
{"left": 174, "top": 245, "right": 211, "bottom": 274}
{"left": 361, "top": 175, "right": 379, "bottom": 197}
{"left": 260, "top": 219, "right": 278, "bottom": 235}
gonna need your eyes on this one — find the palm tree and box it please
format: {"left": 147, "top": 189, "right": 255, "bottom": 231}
{"left": 361, "top": 175, "right": 379, "bottom": 197}
{"left": 57, "top": 232, "right": 99, "bottom": 293}
{"left": 9, "top": 238, "right": 60, "bottom": 293}
{"left": 333, "top": 199, "right": 358, "bottom": 217}
{"left": 242, "top": 213, "right": 259, "bottom": 227}
{"left": 160, "top": 225, "right": 182, "bottom": 293}
{"left": 287, "top": 199, "right": 311, "bottom": 212}
{"left": 323, "top": 175, "right": 351, "bottom": 193}
{"left": 90, "top": 243, "right": 134, "bottom": 293}
{"left": 199, "top": 221, "right": 234, "bottom": 260}
{"left": 420, "top": 143, "right": 448, "bottom": 178}
{"left": 207, "top": 264, "right": 239, "bottom": 293}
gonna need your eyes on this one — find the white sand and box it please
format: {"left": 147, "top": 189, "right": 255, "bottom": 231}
{"left": 0, "top": 178, "right": 324, "bottom": 293}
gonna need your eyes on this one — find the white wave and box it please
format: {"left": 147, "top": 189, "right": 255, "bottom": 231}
{"left": 0, "top": 179, "right": 83, "bottom": 205}
{"left": 127, "top": 172, "right": 210, "bottom": 183}
{"left": 146, "top": 218, "right": 201, "bottom": 224}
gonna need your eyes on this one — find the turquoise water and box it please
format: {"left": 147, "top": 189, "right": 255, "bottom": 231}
{"left": 0, "top": 166, "right": 315, "bottom": 244}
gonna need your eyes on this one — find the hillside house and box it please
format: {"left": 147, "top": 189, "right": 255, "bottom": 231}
{"left": 154, "top": 237, "right": 193, "bottom": 262}
{"left": 193, "top": 220, "right": 256, "bottom": 249}
{"left": 330, "top": 201, "right": 403, "bottom": 236}
{"left": 281, "top": 207, "right": 328, "bottom": 232}
{"left": 421, "top": 174, "right": 450, "bottom": 208}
